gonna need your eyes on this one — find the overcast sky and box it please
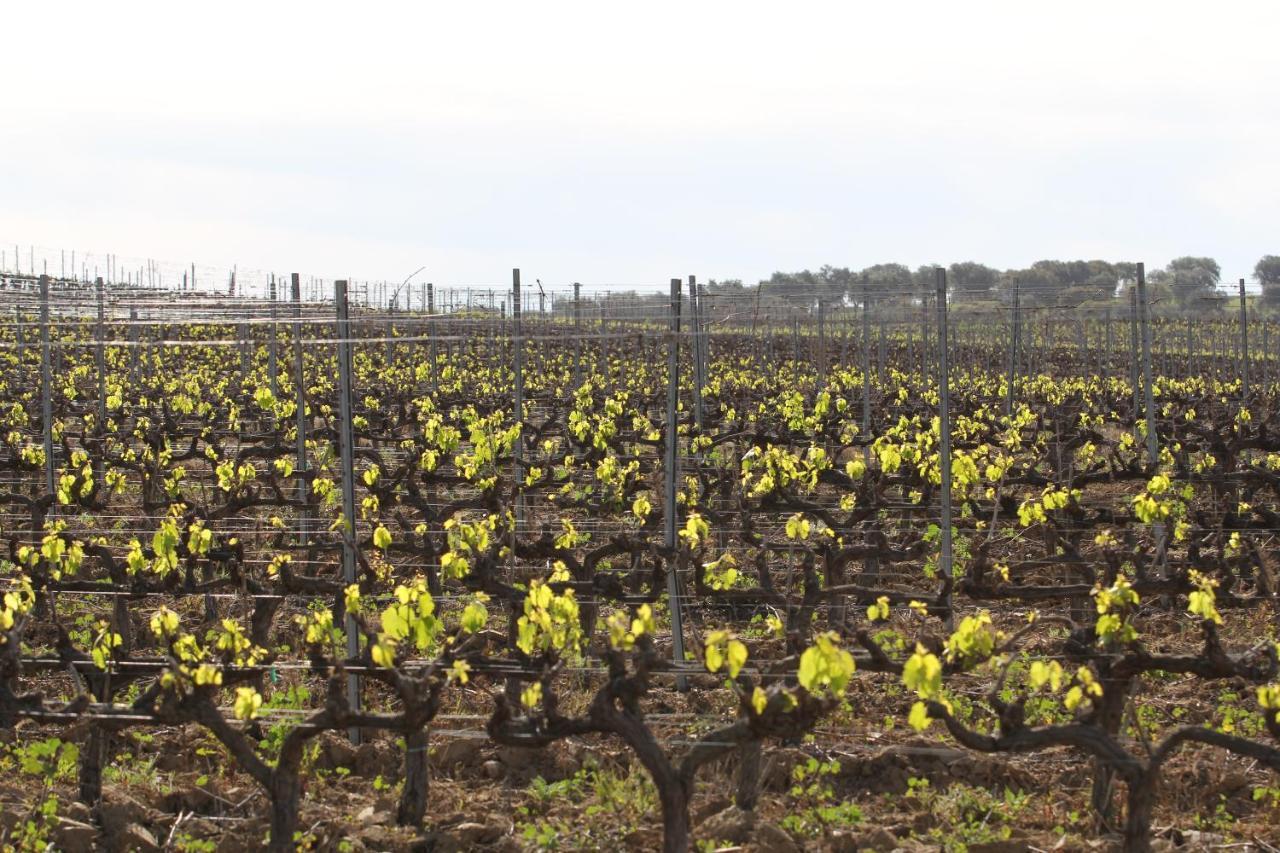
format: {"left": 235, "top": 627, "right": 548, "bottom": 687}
{"left": 2, "top": 1, "right": 1277, "bottom": 292}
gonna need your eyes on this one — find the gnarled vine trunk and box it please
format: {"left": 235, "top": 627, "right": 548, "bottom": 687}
{"left": 611, "top": 709, "right": 691, "bottom": 853}
{"left": 78, "top": 727, "right": 106, "bottom": 806}
{"left": 1122, "top": 774, "right": 1158, "bottom": 853}
{"left": 268, "top": 768, "right": 302, "bottom": 853}
{"left": 397, "top": 726, "right": 430, "bottom": 826}
{"left": 734, "top": 740, "right": 762, "bottom": 811}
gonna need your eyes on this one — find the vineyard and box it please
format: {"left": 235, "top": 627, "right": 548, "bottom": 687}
{"left": 1, "top": 264, "right": 1280, "bottom": 853}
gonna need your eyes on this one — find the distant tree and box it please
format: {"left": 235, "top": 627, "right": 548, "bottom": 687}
{"left": 913, "top": 265, "right": 943, "bottom": 302}
{"left": 1079, "top": 272, "right": 1119, "bottom": 302}
{"left": 758, "top": 267, "right": 855, "bottom": 307}
{"left": 817, "top": 265, "right": 854, "bottom": 304}
{"left": 1163, "top": 256, "right": 1220, "bottom": 309}
{"left": 856, "top": 263, "right": 912, "bottom": 307}
{"left": 947, "top": 261, "right": 1000, "bottom": 302}
{"left": 704, "top": 279, "right": 745, "bottom": 293}
{"left": 1008, "top": 260, "right": 1112, "bottom": 305}
{"left": 999, "top": 266, "right": 1057, "bottom": 306}
{"left": 1124, "top": 268, "right": 1178, "bottom": 310}
{"left": 1029, "top": 260, "right": 1082, "bottom": 288}
{"left": 1075, "top": 261, "right": 1120, "bottom": 303}
{"left": 762, "top": 270, "right": 816, "bottom": 305}
{"left": 1022, "top": 261, "right": 1068, "bottom": 305}
{"left": 1254, "top": 256, "right": 1280, "bottom": 309}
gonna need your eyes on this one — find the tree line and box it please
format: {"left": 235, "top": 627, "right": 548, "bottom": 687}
{"left": 704, "top": 256, "right": 1280, "bottom": 311}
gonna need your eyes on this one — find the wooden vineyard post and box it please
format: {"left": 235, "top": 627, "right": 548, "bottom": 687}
{"left": 291, "top": 274, "right": 309, "bottom": 550}
{"left": 861, "top": 296, "right": 872, "bottom": 441}
{"left": 688, "top": 276, "right": 704, "bottom": 430}
{"left": 94, "top": 277, "right": 107, "bottom": 485}
{"left": 334, "top": 279, "right": 362, "bottom": 742}
{"left": 597, "top": 298, "right": 609, "bottom": 387}
{"left": 268, "top": 275, "right": 280, "bottom": 398}
{"left": 1006, "top": 279, "right": 1020, "bottom": 418}
{"left": 665, "top": 277, "right": 689, "bottom": 691}
{"left": 1135, "top": 264, "right": 1165, "bottom": 570}
{"left": 512, "top": 269, "right": 525, "bottom": 528}
{"left": 385, "top": 296, "right": 395, "bottom": 367}
{"left": 1129, "top": 288, "right": 1140, "bottom": 431}
{"left": 502, "top": 271, "right": 527, "bottom": 705}
{"left": 1240, "top": 277, "right": 1249, "bottom": 400}
{"left": 1136, "top": 265, "right": 1158, "bottom": 465}
{"left": 573, "top": 282, "right": 582, "bottom": 386}
{"left": 859, "top": 293, "right": 878, "bottom": 588}
{"left": 697, "top": 278, "right": 709, "bottom": 407}
{"left": 935, "top": 269, "right": 954, "bottom": 631}
{"left": 817, "top": 298, "right": 827, "bottom": 389}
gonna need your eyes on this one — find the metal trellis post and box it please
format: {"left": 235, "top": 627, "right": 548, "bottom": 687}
{"left": 268, "top": 275, "right": 280, "bottom": 397}
{"left": 665, "top": 277, "right": 689, "bottom": 691}
{"left": 428, "top": 283, "right": 438, "bottom": 391}
{"left": 817, "top": 299, "right": 827, "bottom": 388}
{"left": 1135, "top": 264, "right": 1165, "bottom": 571}
{"left": 1240, "top": 277, "right": 1249, "bottom": 400}
{"left": 935, "top": 269, "right": 954, "bottom": 631}
{"left": 573, "top": 282, "right": 582, "bottom": 385}
{"left": 1006, "top": 280, "right": 1020, "bottom": 417}
{"left": 94, "top": 277, "right": 107, "bottom": 484}
{"left": 334, "top": 279, "right": 362, "bottom": 742}
{"left": 512, "top": 269, "right": 524, "bottom": 528}
{"left": 688, "top": 276, "right": 704, "bottom": 430}
{"left": 39, "top": 275, "right": 55, "bottom": 499}
{"left": 292, "top": 274, "right": 309, "bottom": 549}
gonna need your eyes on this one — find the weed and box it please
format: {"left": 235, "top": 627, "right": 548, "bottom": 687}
{"left": 781, "top": 756, "right": 862, "bottom": 838}
{"left": 906, "top": 777, "right": 1031, "bottom": 852}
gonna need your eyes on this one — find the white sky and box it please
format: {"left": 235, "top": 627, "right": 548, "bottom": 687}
{"left": 3, "top": 0, "right": 1277, "bottom": 291}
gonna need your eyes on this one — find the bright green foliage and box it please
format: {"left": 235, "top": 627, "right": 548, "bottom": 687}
{"left": 234, "top": 687, "right": 263, "bottom": 720}
{"left": 866, "top": 596, "right": 890, "bottom": 623}
{"left": 516, "top": 579, "right": 584, "bottom": 659}
{"left": 371, "top": 579, "right": 440, "bottom": 666}
{"left": 785, "top": 513, "right": 811, "bottom": 541}
{"left": 703, "top": 630, "right": 748, "bottom": 679}
{"left": 606, "top": 604, "right": 654, "bottom": 651}
{"left": 903, "top": 644, "right": 945, "bottom": 731}
{"left": 0, "top": 578, "right": 34, "bottom": 637}
{"left": 1258, "top": 684, "right": 1280, "bottom": 724}
{"left": 797, "top": 632, "right": 855, "bottom": 697}
{"left": 943, "top": 611, "right": 998, "bottom": 666}
{"left": 1187, "top": 571, "right": 1223, "bottom": 625}
{"left": 1094, "top": 576, "right": 1140, "bottom": 645}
